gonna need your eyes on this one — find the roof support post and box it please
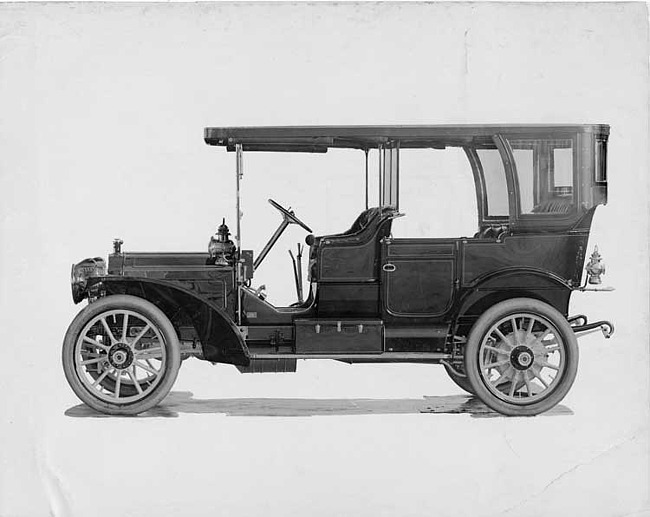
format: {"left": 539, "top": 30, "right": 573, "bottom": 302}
{"left": 364, "top": 149, "right": 369, "bottom": 210}
{"left": 378, "top": 144, "right": 384, "bottom": 206}
{"left": 235, "top": 143, "right": 243, "bottom": 250}
{"left": 235, "top": 143, "right": 243, "bottom": 325}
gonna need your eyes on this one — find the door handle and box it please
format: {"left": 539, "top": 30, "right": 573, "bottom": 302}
{"left": 383, "top": 263, "right": 396, "bottom": 272}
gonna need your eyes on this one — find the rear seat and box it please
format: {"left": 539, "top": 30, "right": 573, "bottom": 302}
{"left": 531, "top": 197, "right": 573, "bottom": 214}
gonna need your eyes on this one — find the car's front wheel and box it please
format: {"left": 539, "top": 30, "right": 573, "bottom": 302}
{"left": 464, "top": 298, "right": 578, "bottom": 416}
{"left": 62, "top": 295, "right": 181, "bottom": 415}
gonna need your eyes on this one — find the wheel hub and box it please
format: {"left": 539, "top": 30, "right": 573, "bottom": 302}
{"left": 108, "top": 343, "right": 134, "bottom": 369}
{"left": 510, "top": 345, "right": 534, "bottom": 370}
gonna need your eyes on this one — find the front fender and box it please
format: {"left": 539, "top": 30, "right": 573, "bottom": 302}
{"left": 86, "top": 277, "right": 249, "bottom": 366}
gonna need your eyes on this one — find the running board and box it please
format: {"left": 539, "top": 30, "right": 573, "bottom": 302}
{"left": 384, "top": 327, "right": 448, "bottom": 338}
{"left": 249, "top": 352, "right": 452, "bottom": 360}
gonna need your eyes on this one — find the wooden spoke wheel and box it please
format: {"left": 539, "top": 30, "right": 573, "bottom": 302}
{"left": 464, "top": 298, "right": 578, "bottom": 416}
{"left": 63, "top": 295, "right": 181, "bottom": 415}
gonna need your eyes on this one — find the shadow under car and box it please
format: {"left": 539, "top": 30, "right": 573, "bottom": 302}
{"left": 65, "top": 391, "right": 573, "bottom": 419}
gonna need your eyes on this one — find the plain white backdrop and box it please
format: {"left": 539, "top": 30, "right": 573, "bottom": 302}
{"left": 0, "top": 3, "right": 648, "bottom": 516}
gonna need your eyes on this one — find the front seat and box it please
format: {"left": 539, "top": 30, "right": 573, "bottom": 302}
{"left": 307, "top": 206, "right": 398, "bottom": 282}
{"left": 305, "top": 206, "right": 395, "bottom": 247}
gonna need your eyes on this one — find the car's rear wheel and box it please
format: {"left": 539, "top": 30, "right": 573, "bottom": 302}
{"left": 464, "top": 298, "right": 578, "bottom": 416}
{"left": 443, "top": 362, "right": 475, "bottom": 395}
{"left": 62, "top": 295, "right": 181, "bottom": 415}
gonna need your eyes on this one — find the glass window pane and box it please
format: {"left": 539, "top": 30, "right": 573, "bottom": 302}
{"left": 508, "top": 138, "right": 574, "bottom": 215}
{"left": 476, "top": 149, "right": 508, "bottom": 217}
{"left": 512, "top": 148, "right": 534, "bottom": 213}
{"left": 595, "top": 139, "right": 607, "bottom": 182}
{"left": 553, "top": 148, "right": 573, "bottom": 191}
{"left": 381, "top": 146, "right": 398, "bottom": 208}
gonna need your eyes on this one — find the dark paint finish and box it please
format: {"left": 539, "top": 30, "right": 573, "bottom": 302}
{"left": 316, "top": 283, "right": 379, "bottom": 317}
{"left": 245, "top": 326, "right": 294, "bottom": 342}
{"left": 241, "top": 287, "right": 314, "bottom": 325}
{"left": 385, "top": 259, "right": 455, "bottom": 316}
{"left": 319, "top": 241, "right": 378, "bottom": 281}
{"left": 71, "top": 124, "right": 610, "bottom": 364}
{"left": 382, "top": 239, "right": 457, "bottom": 319}
{"left": 87, "top": 275, "right": 248, "bottom": 365}
{"left": 81, "top": 211, "right": 593, "bottom": 360}
{"left": 461, "top": 233, "right": 589, "bottom": 287}
{"left": 295, "top": 319, "right": 383, "bottom": 354}
{"left": 314, "top": 207, "right": 395, "bottom": 282}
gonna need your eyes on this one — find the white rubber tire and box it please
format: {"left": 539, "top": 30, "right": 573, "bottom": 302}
{"left": 62, "top": 295, "right": 181, "bottom": 415}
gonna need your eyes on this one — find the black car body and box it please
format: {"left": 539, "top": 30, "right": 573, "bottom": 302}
{"left": 64, "top": 125, "right": 614, "bottom": 416}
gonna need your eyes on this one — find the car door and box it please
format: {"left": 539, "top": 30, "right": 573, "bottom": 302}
{"left": 380, "top": 238, "right": 458, "bottom": 320}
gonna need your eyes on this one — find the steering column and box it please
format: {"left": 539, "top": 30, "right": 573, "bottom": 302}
{"left": 253, "top": 199, "right": 313, "bottom": 270}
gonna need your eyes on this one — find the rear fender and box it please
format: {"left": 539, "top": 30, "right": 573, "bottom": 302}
{"left": 87, "top": 277, "right": 249, "bottom": 366}
{"left": 456, "top": 268, "right": 572, "bottom": 333}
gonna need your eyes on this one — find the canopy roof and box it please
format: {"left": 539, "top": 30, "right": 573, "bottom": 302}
{"left": 204, "top": 124, "right": 609, "bottom": 152}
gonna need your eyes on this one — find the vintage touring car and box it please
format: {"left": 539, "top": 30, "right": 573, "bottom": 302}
{"left": 63, "top": 124, "right": 614, "bottom": 416}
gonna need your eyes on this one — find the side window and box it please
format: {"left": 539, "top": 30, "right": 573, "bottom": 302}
{"left": 476, "top": 148, "right": 509, "bottom": 217}
{"left": 394, "top": 147, "right": 477, "bottom": 238}
{"left": 553, "top": 147, "right": 573, "bottom": 194}
{"left": 508, "top": 138, "right": 575, "bottom": 215}
{"left": 595, "top": 139, "right": 607, "bottom": 183}
{"left": 381, "top": 145, "right": 399, "bottom": 208}
{"left": 511, "top": 146, "right": 535, "bottom": 213}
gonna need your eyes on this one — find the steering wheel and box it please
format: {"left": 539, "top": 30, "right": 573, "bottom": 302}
{"left": 268, "top": 199, "right": 313, "bottom": 233}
